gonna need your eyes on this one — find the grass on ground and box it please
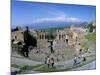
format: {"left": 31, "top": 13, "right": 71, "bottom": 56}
{"left": 11, "top": 64, "right": 43, "bottom": 72}
{"left": 85, "top": 32, "right": 96, "bottom": 42}
{"left": 81, "top": 32, "right": 96, "bottom": 48}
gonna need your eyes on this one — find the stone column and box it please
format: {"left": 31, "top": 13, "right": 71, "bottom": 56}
{"left": 43, "top": 34, "right": 45, "bottom": 40}
{"left": 61, "top": 34, "right": 63, "bottom": 39}
{"left": 39, "top": 35, "right": 41, "bottom": 40}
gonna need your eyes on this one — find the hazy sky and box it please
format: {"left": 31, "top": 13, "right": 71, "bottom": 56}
{"left": 11, "top": 0, "right": 96, "bottom": 27}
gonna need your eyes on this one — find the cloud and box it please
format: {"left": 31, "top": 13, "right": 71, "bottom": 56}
{"left": 32, "top": 8, "right": 81, "bottom": 23}
{"left": 65, "top": 17, "right": 81, "bottom": 22}
{"left": 32, "top": 15, "right": 81, "bottom": 24}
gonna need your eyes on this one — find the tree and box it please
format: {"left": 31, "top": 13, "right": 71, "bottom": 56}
{"left": 46, "top": 33, "right": 55, "bottom": 40}
{"left": 11, "top": 26, "right": 20, "bottom": 32}
{"left": 88, "top": 23, "right": 95, "bottom": 32}
{"left": 22, "top": 26, "right": 37, "bottom": 57}
{"left": 23, "top": 26, "right": 37, "bottom": 47}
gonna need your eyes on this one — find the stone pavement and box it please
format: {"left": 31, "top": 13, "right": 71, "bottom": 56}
{"left": 54, "top": 52, "right": 96, "bottom": 70}
{"left": 11, "top": 56, "right": 42, "bottom": 66}
{"left": 70, "top": 60, "right": 96, "bottom": 71}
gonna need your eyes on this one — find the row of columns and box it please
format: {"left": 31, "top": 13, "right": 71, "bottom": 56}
{"left": 58, "top": 34, "right": 66, "bottom": 39}
{"left": 38, "top": 34, "right": 46, "bottom": 40}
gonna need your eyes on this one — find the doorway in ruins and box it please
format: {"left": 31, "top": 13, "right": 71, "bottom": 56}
{"left": 65, "top": 39, "right": 68, "bottom": 44}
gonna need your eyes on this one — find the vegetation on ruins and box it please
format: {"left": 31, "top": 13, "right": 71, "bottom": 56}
{"left": 88, "top": 22, "right": 96, "bottom": 32}
{"left": 85, "top": 32, "right": 96, "bottom": 42}
{"left": 11, "top": 26, "right": 21, "bottom": 32}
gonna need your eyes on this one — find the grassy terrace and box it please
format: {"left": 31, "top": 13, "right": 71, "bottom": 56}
{"left": 81, "top": 32, "right": 96, "bottom": 48}
{"left": 11, "top": 64, "right": 43, "bottom": 72}
{"left": 85, "top": 32, "right": 96, "bottom": 42}
{"left": 11, "top": 54, "right": 95, "bottom": 72}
